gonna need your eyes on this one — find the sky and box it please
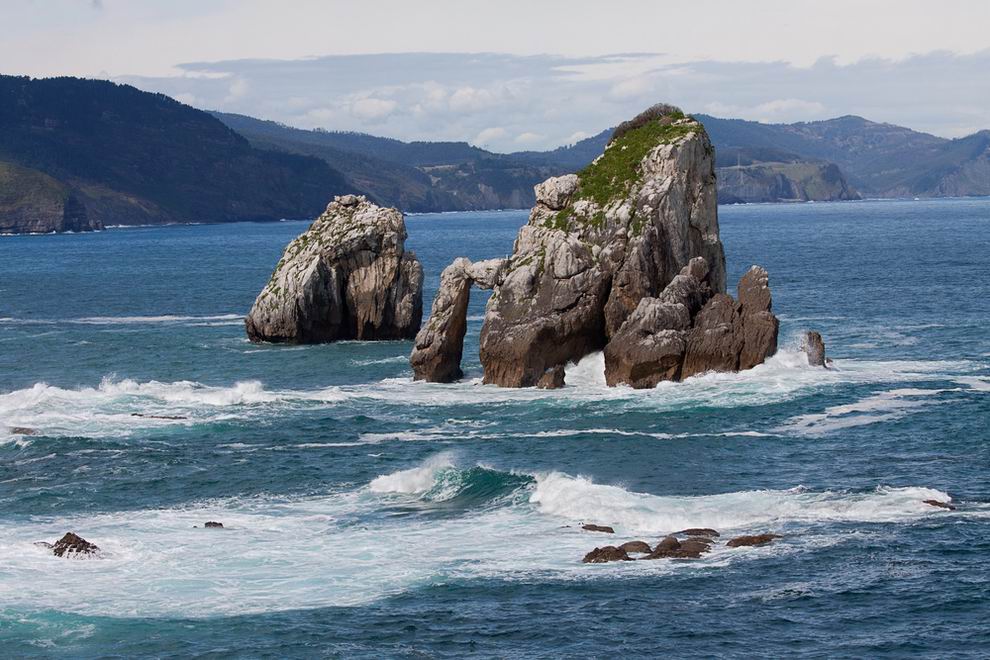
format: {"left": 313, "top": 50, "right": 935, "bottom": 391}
{"left": 2, "top": 0, "right": 989, "bottom": 151}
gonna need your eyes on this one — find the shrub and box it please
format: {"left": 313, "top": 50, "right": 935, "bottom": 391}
{"left": 610, "top": 103, "right": 684, "bottom": 144}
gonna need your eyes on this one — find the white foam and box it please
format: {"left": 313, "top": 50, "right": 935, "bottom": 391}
{"left": 0, "top": 314, "right": 242, "bottom": 326}
{"left": 779, "top": 388, "right": 948, "bottom": 436}
{"left": 369, "top": 453, "right": 455, "bottom": 493}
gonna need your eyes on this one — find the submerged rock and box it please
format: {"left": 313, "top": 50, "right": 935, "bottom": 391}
{"left": 50, "top": 532, "right": 100, "bottom": 558}
{"left": 645, "top": 534, "right": 711, "bottom": 559}
{"left": 582, "top": 546, "right": 632, "bottom": 563}
{"left": 246, "top": 196, "right": 423, "bottom": 343}
{"left": 9, "top": 427, "right": 37, "bottom": 435}
{"left": 674, "top": 528, "right": 720, "bottom": 538}
{"left": 726, "top": 533, "right": 781, "bottom": 548}
{"left": 618, "top": 540, "right": 653, "bottom": 554}
{"left": 204, "top": 521, "right": 224, "bottom": 528}
{"left": 410, "top": 257, "right": 505, "bottom": 382}
{"left": 582, "top": 524, "right": 615, "bottom": 534}
{"left": 923, "top": 499, "right": 956, "bottom": 510}
{"left": 802, "top": 331, "right": 827, "bottom": 367}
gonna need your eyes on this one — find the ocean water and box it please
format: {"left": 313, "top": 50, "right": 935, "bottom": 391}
{"left": 1, "top": 198, "right": 988, "bottom": 658}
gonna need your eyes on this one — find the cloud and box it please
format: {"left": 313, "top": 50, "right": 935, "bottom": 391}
{"left": 348, "top": 97, "right": 398, "bottom": 122}
{"left": 473, "top": 127, "right": 507, "bottom": 146}
{"left": 119, "top": 50, "right": 990, "bottom": 150}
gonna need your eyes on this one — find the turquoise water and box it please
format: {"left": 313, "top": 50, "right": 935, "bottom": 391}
{"left": 1, "top": 199, "right": 989, "bottom": 657}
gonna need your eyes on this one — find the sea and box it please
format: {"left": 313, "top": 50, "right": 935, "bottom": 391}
{"left": 1, "top": 198, "right": 988, "bottom": 657}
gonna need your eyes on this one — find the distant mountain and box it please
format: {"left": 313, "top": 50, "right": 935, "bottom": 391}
{"left": 0, "top": 75, "right": 353, "bottom": 233}
{"left": 213, "top": 112, "right": 559, "bottom": 212}
{"left": 697, "top": 114, "right": 990, "bottom": 198}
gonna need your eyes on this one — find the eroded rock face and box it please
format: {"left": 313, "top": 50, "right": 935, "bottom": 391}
{"left": 410, "top": 257, "right": 505, "bottom": 383}
{"left": 477, "top": 110, "right": 726, "bottom": 387}
{"left": 246, "top": 196, "right": 423, "bottom": 343}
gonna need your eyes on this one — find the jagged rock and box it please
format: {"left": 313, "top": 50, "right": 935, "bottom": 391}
{"left": 50, "top": 532, "right": 100, "bottom": 558}
{"left": 537, "top": 365, "right": 566, "bottom": 389}
{"left": 410, "top": 257, "right": 506, "bottom": 382}
{"left": 582, "top": 546, "right": 632, "bottom": 563}
{"left": 246, "top": 196, "right": 423, "bottom": 343}
{"left": 534, "top": 174, "right": 579, "bottom": 210}
{"left": 726, "top": 533, "right": 781, "bottom": 548}
{"left": 618, "top": 540, "right": 653, "bottom": 554}
{"left": 923, "top": 499, "right": 955, "bottom": 510}
{"left": 582, "top": 524, "right": 615, "bottom": 534}
{"left": 681, "top": 267, "right": 779, "bottom": 379}
{"left": 674, "top": 528, "right": 720, "bottom": 538}
{"left": 802, "top": 331, "right": 827, "bottom": 367}
{"left": 204, "top": 521, "right": 224, "bottom": 528}
{"left": 479, "top": 107, "right": 727, "bottom": 387}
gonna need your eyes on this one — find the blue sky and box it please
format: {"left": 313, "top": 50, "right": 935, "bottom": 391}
{"left": 3, "top": 0, "right": 989, "bottom": 150}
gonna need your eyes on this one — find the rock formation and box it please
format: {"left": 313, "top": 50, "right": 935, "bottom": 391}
{"left": 725, "top": 533, "right": 781, "bottom": 548}
{"left": 802, "top": 331, "right": 827, "bottom": 367}
{"left": 582, "top": 546, "right": 632, "bottom": 563}
{"left": 44, "top": 532, "right": 100, "bottom": 558}
{"left": 246, "top": 195, "right": 423, "bottom": 343}
{"left": 410, "top": 257, "right": 505, "bottom": 382}
{"left": 412, "top": 104, "right": 780, "bottom": 386}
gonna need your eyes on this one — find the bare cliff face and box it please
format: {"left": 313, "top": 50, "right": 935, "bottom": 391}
{"left": 245, "top": 195, "right": 423, "bottom": 343}
{"left": 411, "top": 104, "right": 780, "bottom": 387}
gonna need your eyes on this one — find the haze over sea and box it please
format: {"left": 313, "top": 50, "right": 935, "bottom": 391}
{"left": 1, "top": 198, "right": 989, "bottom": 657}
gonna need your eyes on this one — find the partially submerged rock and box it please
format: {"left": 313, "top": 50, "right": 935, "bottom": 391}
{"left": 582, "top": 524, "right": 615, "bottom": 534}
{"left": 536, "top": 365, "right": 566, "bottom": 389}
{"left": 923, "top": 499, "right": 955, "bottom": 511}
{"left": 618, "top": 540, "right": 653, "bottom": 554}
{"left": 674, "top": 528, "right": 720, "bottom": 538}
{"left": 50, "top": 532, "right": 100, "bottom": 558}
{"left": 204, "top": 521, "right": 224, "bottom": 528}
{"left": 802, "top": 331, "right": 827, "bottom": 367}
{"left": 9, "top": 427, "right": 37, "bottom": 435}
{"left": 246, "top": 196, "right": 423, "bottom": 343}
{"left": 645, "top": 534, "right": 712, "bottom": 559}
{"left": 582, "top": 546, "right": 632, "bottom": 563}
{"left": 726, "top": 533, "right": 780, "bottom": 548}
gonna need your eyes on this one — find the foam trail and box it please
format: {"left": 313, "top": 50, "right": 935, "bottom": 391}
{"left": 779, "top": 388, "right": 948, "bottom": 436}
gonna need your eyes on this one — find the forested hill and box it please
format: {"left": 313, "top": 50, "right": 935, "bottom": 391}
{"left": 0, "top": 75, "right": 352, "bottom": 233}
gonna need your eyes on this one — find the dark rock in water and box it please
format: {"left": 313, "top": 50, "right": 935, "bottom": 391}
{"left": 645, "top": 534, "right": 710, "bottom": 559}
{"left": 618, "top": 540, "right": 653, "bottom": 554}
{"left": 674, "top": 528, "right": 720, "bottom": 538}
{"left": 131, "top": 413, "right": 187, "bottom": 420}
{"left": 536, "top": 365, "right": 566, "bottom": 389}
{"left": 10, "top": 427, "right": 38, "bottom": 435}
{"left": 582, "top": 524, "right": 615, "bottom": 534}
{"left": 802, "top": 331, "right": 827, "bottom": 367}
{"left": 204, "top": 521, "right": 224, "bottom": 528}
{"left": 923, "top": 499, "right": 956, "bottom": 510}
{"left": 246, "top": 195, "right": 423, "bottom": 344}
{"left": 582, "top": 546, "right": 632, "bottom": 563}
{"left": 51, "top": 532, "right": 100, "bottom": 558}
{"left": 726, "top": 533, "right": 781, "bottom": 548}
{"left": 410, "top": 257, "right": 505, "bottom": 382}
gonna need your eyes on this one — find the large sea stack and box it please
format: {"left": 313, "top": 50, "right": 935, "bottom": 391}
{"left": 411, "top": 104, "right": 779, "bottom": 386}
{"left": 246, "top": 195, "right": 423, "bottom": 343}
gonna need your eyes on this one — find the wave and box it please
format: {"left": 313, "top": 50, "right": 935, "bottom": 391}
{"left": 0, "top": 314, "right": 243, "bottom": 327}
{"left": 0, "top": 456, "right": 970, "bottom": 618}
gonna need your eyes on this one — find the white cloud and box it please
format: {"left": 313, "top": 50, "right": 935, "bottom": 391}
{"left": 565, "top": 130, "right": 592, "bottom": 144}
{"left": 349, "top": 97, "right": 398, "bottom": 121}
{"left": 514, "top": 131, "right": 544, "bottom": 145}
{"left": 473, "top": 127, "right": 507, "bottom": 146}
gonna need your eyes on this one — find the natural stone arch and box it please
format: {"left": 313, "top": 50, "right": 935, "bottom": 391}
{"left": 410, "top": 257, "right": 506, "bottom": 382}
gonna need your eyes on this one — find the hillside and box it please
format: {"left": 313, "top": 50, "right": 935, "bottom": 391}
{"left": 697, "top": 114, "right": 990, "bottom": 197}
{"left": 213, "top": 112, "right": 560, "bottom": 212}
{"left": 0, "top": 75, "right": 354, "bottom": 233}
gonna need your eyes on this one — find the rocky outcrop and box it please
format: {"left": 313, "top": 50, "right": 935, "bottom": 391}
{"left": 478, "top": 108, "right": 727, "bottom": 387}
{"left": 726, "top": 533, "right": 780, "bottom": 548}
{"left": 923, "top": 499, "right": 955, "bottom": 510}
{"left": 246, "top": 195, "right": 423, "bottom": 343}
{"left": 802, "top": 331, "right": 827, "bottom": 367}
{"left": 204, "top": 521, "right": 224, "bottom": 528}
{"left": 581, "top": 524, "right": 615, "bottom": 534}
{"left": 582, "top": 546, "right": 632, "bottom": 563}
{"left": 410, "top": 257, "right": 505, "bottom": 382}
{"left": 48, "top": 532, "right": 100, "bottom": 558}
{"left": 618, "top": 540, "right": 653, "bottom": 554}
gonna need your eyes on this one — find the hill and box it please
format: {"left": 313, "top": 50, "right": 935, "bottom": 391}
{"left": 0, "top": 75, "right": 354, "bottom": 233}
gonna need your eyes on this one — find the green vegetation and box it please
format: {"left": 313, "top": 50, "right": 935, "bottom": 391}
{"left": 543, "top": 108, "right": 698, "bottom": 231}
